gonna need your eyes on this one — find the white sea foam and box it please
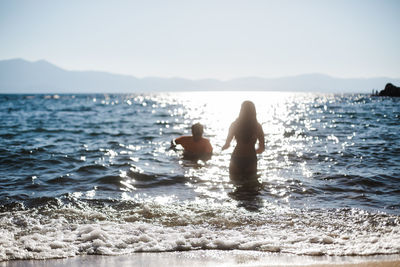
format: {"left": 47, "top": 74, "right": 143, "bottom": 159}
{"left": 1, "top": 203, "right": 400, "bottom": 261}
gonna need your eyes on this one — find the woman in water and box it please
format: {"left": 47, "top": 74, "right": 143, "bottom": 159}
{"left": 222, "top": 101, "right": 265, "bottom": 180}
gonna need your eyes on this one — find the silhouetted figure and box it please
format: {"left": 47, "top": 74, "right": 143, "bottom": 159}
{"left": 222, "top": 101, "right": 265, "bottom": 181}
{"left": 171, "top": 123, "right": 213, "bottom": 161}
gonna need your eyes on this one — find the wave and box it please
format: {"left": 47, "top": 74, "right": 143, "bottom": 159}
{"left": 76, "top": 164, "right": 109, "bottom": 174}
{"left": 1, "top": 198, "right": 400, "bottom": 261}
{"left": 94, "top": 171, "right": 189, "bottom": 189}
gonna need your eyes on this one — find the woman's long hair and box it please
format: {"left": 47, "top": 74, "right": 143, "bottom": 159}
{"left": 235, "top": 101, "right": 258, "bottom": 143}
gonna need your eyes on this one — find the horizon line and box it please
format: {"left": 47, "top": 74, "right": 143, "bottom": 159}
{"left": 2, "top": 57, "right": 400, "bottom": 81}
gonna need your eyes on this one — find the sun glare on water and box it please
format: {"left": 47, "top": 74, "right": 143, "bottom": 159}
{"left": 160, "top": 91, "right": 319, "bottom": 206}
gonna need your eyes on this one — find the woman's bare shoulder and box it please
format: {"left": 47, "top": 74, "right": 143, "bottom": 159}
{"left": 230, "top": 120, "right": 238, "bottom": 130}
{"left": 257, "top": 122, "right": 264, "bottom": 132}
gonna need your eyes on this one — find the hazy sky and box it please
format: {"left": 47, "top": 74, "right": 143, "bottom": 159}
{"left": 1, "top": 0, "right": 399, "bottom": 80}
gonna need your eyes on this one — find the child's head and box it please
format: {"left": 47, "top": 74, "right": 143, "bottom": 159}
{"left": 191, "top": 123, "right": 204, "bottom": 138}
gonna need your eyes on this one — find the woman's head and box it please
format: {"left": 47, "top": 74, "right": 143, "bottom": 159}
{"left": 235, "top": 101, "right": 258, "bottom": 143}
{"left": 235, "top": 101, "right": 258, "bottom": 142}
{"left": 239, "top": 101, "right": 257, "bottom": 121}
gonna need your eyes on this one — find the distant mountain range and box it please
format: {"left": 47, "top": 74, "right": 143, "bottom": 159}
{"left": 0, "top": 58, "right": 398, "bottom": 94}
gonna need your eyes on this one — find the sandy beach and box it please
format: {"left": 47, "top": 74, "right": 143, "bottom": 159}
{"left": 1, "top": 251, "right": 400, "bottom": 267}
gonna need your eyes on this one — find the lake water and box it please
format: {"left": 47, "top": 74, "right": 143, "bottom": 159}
{"left": 0, "top": 92, "right": 399, "bottom": 260}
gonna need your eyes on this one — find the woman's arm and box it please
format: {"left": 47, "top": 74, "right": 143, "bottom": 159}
{"left": 222, "top": 123, "right": 235, "bottom": 150}
{"left": 255, "top": 123, "right": 265, "bottom": 154}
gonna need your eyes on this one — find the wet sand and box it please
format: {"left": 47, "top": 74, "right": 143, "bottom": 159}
{"left": 1, "top": 251, "right": 400, "bottom": 267}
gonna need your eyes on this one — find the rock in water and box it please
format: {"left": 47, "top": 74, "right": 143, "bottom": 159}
{"left": 378, "top": 83, "right": 400, "bottom": 97}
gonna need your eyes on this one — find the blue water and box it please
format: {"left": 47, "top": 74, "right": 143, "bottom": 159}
{"left": 0, "top": 92, "right": 399, "bottom": 260}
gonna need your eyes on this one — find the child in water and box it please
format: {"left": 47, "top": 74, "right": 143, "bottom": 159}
{"left": 171, "top": 123, "right": 213, "bottom": 160}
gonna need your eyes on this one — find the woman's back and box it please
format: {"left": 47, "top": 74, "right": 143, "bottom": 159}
{"left": 231, "top": 120, "right": 261, "bottom": 156}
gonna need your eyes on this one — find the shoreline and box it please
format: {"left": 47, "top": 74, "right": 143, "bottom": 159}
{"left": 1, "top": 251, "right": 400, "bottom": 267}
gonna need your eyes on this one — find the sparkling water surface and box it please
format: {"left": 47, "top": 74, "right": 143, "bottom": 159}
{"left": 0, "top": 92, "right": 399, "bottom": 260}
